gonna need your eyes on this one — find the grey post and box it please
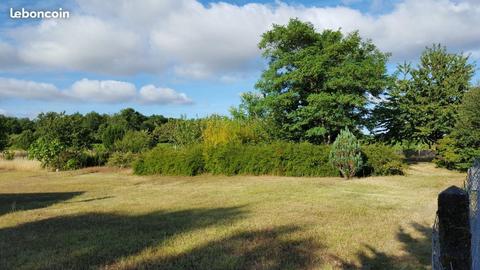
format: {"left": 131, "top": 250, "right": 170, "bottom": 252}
{"left": 438, "top": 185, "right": 471, "bottom": 270}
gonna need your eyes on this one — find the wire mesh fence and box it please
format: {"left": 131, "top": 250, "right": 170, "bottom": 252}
{"left": 432, "top": 159, "right": 480, "bottom": 270}
{"left": 466, "top": 160, "right": 480, "bottom": 270}
{"left": 432, "top": 215, "right": 443, "bottom": 270}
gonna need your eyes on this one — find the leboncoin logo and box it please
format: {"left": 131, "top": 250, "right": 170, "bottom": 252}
{"left": 10, "top": 8, "right": 70, "bottom": 19}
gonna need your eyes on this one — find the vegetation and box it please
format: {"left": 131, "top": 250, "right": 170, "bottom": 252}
{"left": 0, "top": 19, "right": 477, "bottom": 172}
{"left": 235, "top": 19, "right": 389, "bottom": 144}
{"left": 1, "top": 150, "right": 14, "bottom": 160}
{"left": 372, "top": 45, "right": 474, "bottom": 146}
{"left": 435, "top": 88, "right": 480, "bottom": 170}
{"left": 134, "top": 144, "right": 205, "bottom": 176}
{"left": 0, "top": 163, "right": 464, "bottom": 269}
{"left": 329, "top": 129, "right": 363, "bottom": 179}
{"left": 362, "top": 144, "right": 405, "bottom": 176}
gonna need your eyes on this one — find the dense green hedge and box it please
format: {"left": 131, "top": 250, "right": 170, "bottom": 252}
{"left": 135, "top": 142, "right": 337, "bottom": 177}
{"left": 133, "top": 144, "right": 204, "bottom": 176}
{"left": 361, "top": 144, "right": 406, "bottom": 176}
{"left": 133, "top": 142, "right": 405, "bottom": 177}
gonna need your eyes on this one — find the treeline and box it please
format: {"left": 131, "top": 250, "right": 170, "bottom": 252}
{"left": 1, "top": 18, "right": 478, "bottom": 175}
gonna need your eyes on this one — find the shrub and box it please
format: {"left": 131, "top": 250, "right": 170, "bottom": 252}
{"left": 91, "top": 144, "right": 110, "bottom": 166}
{"left": 2, "top": 150, "right": 15, "bottom": 160}
{"left": 361, "top": 144, "right": 405, "bottom": 176}
{"left": 171, "top": 119, "right": 203, "bottom": 147}
{"left": 10, "top": 130, "right": 36, "bottom": 150}
{"left": 134, "top": 144, "right": 204, "bottom": 176}
{"left": 329, "top": 129, "right": 363, "bottom": 179}
{"left": 134, "top": 142, "right": 337, "bottom": 177}
{"left": 101, "top": 124, "right": 125, "bottom": 150}
{"left": 107, "top": 152, "right": 137, "bottom": 168}
{"left": 282, "top": 143, "right": 337, "bottom": 177}
{"left": 28, "top": 137, "right": 66, "bottom": 169}
{"left": 202, "top": 116, "right": 270, "bottom": 147}
{"left": 203, "top": 142, "right": 337, "bottom": 176}
{"left": 113, "top": 130, "right": 152, "bottom": 153}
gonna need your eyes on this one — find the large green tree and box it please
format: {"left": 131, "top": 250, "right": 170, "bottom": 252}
{"left": 436, "top": 87, "right": 480, "bottom": 170}
{"left": 372, "top": 45, "right": 474, "bottom": 146}
{"left": 235, "top": 19, "right": 390, "bottom": 143}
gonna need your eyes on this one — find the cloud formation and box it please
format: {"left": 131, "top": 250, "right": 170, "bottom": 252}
{"left": 2, "top": 0, "right": 480, "bottom": 79}
{"left": 0, "top": 78, "right": 192, "bottom": 105}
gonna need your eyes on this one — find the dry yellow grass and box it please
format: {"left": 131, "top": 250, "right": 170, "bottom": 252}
{"left": 0, "top": 162, "right": 465, "bottom": 269}
{"left": 0, "top": 158, "right": 42, "bottom": 172}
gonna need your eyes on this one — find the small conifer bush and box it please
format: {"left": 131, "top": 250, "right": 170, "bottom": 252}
{"left": 329, "top": 129, "right": 363, "bottom": 179}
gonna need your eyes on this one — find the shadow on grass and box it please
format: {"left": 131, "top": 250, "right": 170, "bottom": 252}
{"left": 147, "top": 225, "right": 324, "bottom": 270}
{"left": 0, "top": 206, "right": 245, "bottom": 269}
{"left": 0, "top": 192, "right": 84, "bottom": 216}
{"left": 340, "top": 222, "right": 432, "bottom": 270}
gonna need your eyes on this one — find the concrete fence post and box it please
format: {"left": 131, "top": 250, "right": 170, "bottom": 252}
{"left": 438, "top": 185, "right": 471, "bottom": 270}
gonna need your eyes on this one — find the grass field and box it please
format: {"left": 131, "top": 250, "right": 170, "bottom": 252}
{"left": 0, "top": 162, "right": 464, "bottom": 269}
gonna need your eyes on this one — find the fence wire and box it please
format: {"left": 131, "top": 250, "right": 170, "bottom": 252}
{"left": 432, "top": 160, "right": 480, "bottom": 270}
{"left": 432, "top": 215, "right": 443, "bottom": 270}
{"left": 466, "top": 160, "right": 480, "bottom": 270}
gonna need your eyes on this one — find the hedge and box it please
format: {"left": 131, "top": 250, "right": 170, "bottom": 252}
{"left": 135, "top": 142, "right": 337, "bottom": 177}
{"left": 133, "top": 144, "right": 204, "bottom": 176}
{"left": 133, "top": 142, "right": 405, "bottom": 177}
{"left": 361, "top": 144, "right": 406, "bottom": 176}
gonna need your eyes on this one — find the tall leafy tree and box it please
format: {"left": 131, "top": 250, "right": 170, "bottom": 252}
{"left": 436, "top": 87, "right": 480, "bottom": 170}
{"left": 372, "top": 45, "right": 474, "bottom": 146}
{"left": 236, "top": 19, "right": 390, "bottom": 143}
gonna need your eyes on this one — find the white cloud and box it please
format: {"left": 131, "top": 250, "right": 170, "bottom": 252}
{"left": 0, "top": 77, "right": 192, "bottom": 105}
{"left": 2, "top": 0, "right": 480, "bottom": 78}
{"left": 0, "top": 108, "right": 7, "bottom": 116}
{"left": 67, "top": 79, "right": 136, "bottom": 103}
{"left": 139, "top": 85, "right": 193, "bottom": 104}
{"left": 0, "top": 77, "right": 62, "bottom": 100}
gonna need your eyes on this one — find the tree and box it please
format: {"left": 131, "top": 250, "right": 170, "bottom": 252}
{"left": 235, "top": 19, "right": 390, "bottom": 143}
{"left": 329, "top": 129, "right": 363, "bottom": 179}
{"left": 436, "top": 88, "right": 480, "bottom": 170}
{"left": 28, "top": 137, "right": 66, "bottom": 169}
{"left": 0, "top": 118, "right": 7, "bottom": 150}
{"left": 113, "top": 130, "right": 152, "bottom": 153}
{"left": 111, "top": 108, "right": 147, "bottom": 131}
{"left": 35, "top": 112, "right": 93, "bottom": 149}
{"left": 101, "top": 124, "right": 126, "bottom": 150}
{"left": 372, "top": 45, "right": 474, "bottom": 146}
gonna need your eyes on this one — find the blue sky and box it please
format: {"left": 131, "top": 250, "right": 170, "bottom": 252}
{"left": 0, "top": 0, "right": 478, "bottom": 118}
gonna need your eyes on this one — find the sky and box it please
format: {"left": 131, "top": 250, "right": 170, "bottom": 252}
{"left": 0, "top": 0, "right": 479, "bottom": 118}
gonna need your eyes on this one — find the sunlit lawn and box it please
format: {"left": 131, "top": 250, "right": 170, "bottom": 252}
{"left": 0, "top": 162, "right": 464, "bottom": 269}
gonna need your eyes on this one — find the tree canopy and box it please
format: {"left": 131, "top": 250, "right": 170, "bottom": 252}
{"left": 372, "top": 45, "right": 474, "bottom": 146}
{"left": 235, "top": 18, "right": 390, "bottom": 143}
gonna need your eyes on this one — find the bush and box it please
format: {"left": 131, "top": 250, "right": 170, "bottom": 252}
{"left": 133, "top": 144, "right": 204, "bottom": 176}
{"left": 203, "top": 142, "right": 337, "bottom": 176}
{"left": 113, "top": 130, "right": 152, "bottom": 153}
{"left": 361, "top": 144, "right": 405, "bottom": 176}
{"left": 101, "top": 124, "right": 125, "bottom": 150}
{"left": 28, "top": 137, "right": 66, "bottom": 169}
{"left": 171, "top": 119, "right": 203, "bottom": 147}
{"left": 107, "top": 152, "right": 137, "bottom": 168}
{"left": 329, "top": 129, "right": 363, "bottom": 179}
{"left": 2, "top": 150, "right": 15, "bottom": 160}
{"left": 134, "top": 142, "right": 338, "bottom": 177}
{"left": 10, "top": 130, "right": 36, "bottom": 150}
{"left": 202, "top": 116, "right": 270, "bottom": 147}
